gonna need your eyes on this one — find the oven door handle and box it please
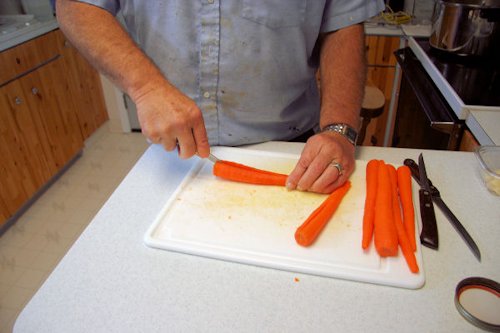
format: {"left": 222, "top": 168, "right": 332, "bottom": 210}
{"left": 430, "top": 121, "right": 460, "bottom": 135}
{"left": 394, "top": 48, "right": 459, "bottom": 129}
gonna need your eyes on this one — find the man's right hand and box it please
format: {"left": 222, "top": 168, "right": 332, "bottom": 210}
{"left": 56, "top": 0, "right": 210, "bottom": 160}
{"left": 135, "top": 82, "right": 210, "bottom": 159}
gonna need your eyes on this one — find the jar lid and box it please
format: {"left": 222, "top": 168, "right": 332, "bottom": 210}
{"left": 455, "top": 277, "right": 500, "bottom": 332}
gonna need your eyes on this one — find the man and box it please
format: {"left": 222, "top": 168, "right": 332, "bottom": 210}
{"left": 56, "top": 0, "right": 384, "bottom": 193}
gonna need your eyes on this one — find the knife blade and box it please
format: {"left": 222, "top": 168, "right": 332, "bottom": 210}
{"left": 404, "top": 158, "right": 481, "bottom": 261}
{"left": 207, "top": 153, "right": 220, "bottom": 163}
{"left": 417, "top": 154, "right": 439, "bottom": 250}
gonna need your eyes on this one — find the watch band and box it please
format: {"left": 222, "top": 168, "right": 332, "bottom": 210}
{"left": 321, "top": 123, "right": 358, "bottom": 146}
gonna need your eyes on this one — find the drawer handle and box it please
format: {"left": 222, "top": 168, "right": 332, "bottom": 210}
{"left": 15, "top": 97, "right": 22, "bottom": 105}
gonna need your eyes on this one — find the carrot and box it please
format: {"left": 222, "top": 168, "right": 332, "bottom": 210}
{"left": 213, "top": 160, "right": 288, "bottom": 186}
{"left": 362, "top": 159, "right": 380, "bottom": 249}
{"left": 373, "top": 161, "right": 398, "bottom": 257}
{"left": 397, "top": 165, "right": 416, "bottom": 252}
{"left": 295, "top": 181, "right": 351, "bottom": 247}
{"left": 388, "top": 165, "right": 419, "bottom": 273}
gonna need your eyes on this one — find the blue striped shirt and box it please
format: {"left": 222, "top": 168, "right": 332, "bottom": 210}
{"left": 76, "top": 0, "right": 384, "bottom": 145}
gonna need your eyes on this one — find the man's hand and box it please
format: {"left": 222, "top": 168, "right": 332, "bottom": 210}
{"left": 286, "top": 132, "right": 355, "bottom": 194}
{"left": 287, "top": 23, "right": 365, "bottom": 194}
{"left": 135, "top": 83, "right": 210, "bottom": 159}
{"left": 56, "top": 0, "right": 210, "bottom": 160}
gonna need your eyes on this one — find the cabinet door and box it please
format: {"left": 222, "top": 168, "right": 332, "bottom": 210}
{"left": 0, "top": 195, "right": 10, "bottom": 226}
{"left": 53, "top": 30, "right": 108, "bottom": 139}
{"left": 20, "top": 57, "right": 84, "bottom": 169}
{"left": 363, "top": 36, "right": 402, "bottom": 146}
{"left": 0, "top": 81, "right": 48, "bottom": 216}
{"left": 0, "top": 57, "right": 84, "bottom": 225}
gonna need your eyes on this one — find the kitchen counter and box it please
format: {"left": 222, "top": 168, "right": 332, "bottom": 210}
{"left": 0, "top": 16, "right": 58, "bottom": 52}
{"left": 467, "top": 110, "right": 500, "bottom": 146}
{"left": 15, "top": 143, "right": 500, "bottom": 332}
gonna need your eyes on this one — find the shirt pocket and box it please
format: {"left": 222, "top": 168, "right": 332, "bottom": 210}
{"left": 240, "top": 0, "right": 307, "bottom": 29}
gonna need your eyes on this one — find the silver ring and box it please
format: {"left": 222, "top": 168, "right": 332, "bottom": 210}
{"left": 330, "top": 162, "right": 344, "bottom": 177}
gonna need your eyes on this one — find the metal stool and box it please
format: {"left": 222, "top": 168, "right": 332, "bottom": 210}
{"left": 357, "top": 86, "right": 385, "bottom": 145}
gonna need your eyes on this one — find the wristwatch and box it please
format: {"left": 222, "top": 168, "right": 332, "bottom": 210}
{"left": 321, "top": 123, "right": 358, "bottom": 146}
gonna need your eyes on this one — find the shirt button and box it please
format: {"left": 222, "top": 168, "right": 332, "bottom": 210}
{"left": 203, "top": 91, "right": 211, "bottom": 98}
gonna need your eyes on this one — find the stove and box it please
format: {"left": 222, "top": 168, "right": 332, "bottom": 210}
{"left": 408, "top": 37, "right": 500, "bottom": 120}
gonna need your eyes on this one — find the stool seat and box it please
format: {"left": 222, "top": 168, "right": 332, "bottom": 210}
{"left": 357, "top": 86, "right": 385, "bottom": 145}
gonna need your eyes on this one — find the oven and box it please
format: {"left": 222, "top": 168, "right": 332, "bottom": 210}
{"left": 391, "top": 37, "right": 500, "bottom": 150}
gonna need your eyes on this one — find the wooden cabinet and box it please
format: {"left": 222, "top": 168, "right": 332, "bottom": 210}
{"left": 52, "top": 30, "right": 108, "bottom": 139}
{"left": 362, "top": 36, "right": 402, "bottom": 146}
{"left": 459, "top": 129, "right": 480, "bottom": 152}
{"left": 0, "top": 28, "right": 107, "bottom": 229}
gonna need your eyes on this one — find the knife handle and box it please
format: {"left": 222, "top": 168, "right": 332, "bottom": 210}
{"left": 419, "top": 188, "right": 439, "bottom": 250}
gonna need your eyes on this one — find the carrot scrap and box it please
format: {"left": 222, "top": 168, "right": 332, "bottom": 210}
{"left": 213, "top": 160, "right": 288, "bottom": 186}
{"left": 397, "top": 165, "right": 417, "bottom": 252}
{"left": 389, "top": 165, "right": 419, "bottom": 273}
{"left": 295, "top": 181, "right": 351, "bottom": 247}
{"left": 373, "top": 161, "right": 398, "bottom": 257}
{"left": 362, "top": 159, "right": 380, "bottom": 249}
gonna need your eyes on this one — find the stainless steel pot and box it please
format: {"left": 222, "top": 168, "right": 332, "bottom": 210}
{"left": 430, "top": 0, "right": 500, "bottom": 56}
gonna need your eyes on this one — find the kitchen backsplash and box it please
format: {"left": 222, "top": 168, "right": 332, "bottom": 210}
{"left": 404, "top": 0, "right": 436, "bottom": 24}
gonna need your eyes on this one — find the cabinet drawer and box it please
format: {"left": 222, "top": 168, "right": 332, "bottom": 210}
{"left": 0, "top": 30, "right": 60, "bottom": 85}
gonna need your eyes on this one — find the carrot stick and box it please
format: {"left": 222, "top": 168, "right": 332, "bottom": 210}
{"left": 295, "top": 181, "right": 351, "bottom": 247}
{"left": 213, "top": 160, "right": 288, "bottom": 186}
{"left": 397, "top": 165, "right": 416, "bottom": 251}
{"left": 374, "top": 161, "right": 398, "bottom": 257}
{"left": 362, "top": 160, "right": 380, "bottom": 249}
{"left": 389, "top": 165, "right": 419, "bottom": 273}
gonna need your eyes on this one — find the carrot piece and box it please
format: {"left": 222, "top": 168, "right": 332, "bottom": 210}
{"left": 213, "top": 160, "right": 288, "bottom": 186}
{"left": 362, "top": 159, "right": 380, "bottom": 249}
{"left": 374, "top": 161, "right": 398, "bottom": 257}
{"left": 388, "top": 165, "right": 419, "bottom": 273}
{"left": 397, "top": 165, "right": 416, "bottom": 251}
{"left": 295, "top": 181, "right": 351, "bottom": 247}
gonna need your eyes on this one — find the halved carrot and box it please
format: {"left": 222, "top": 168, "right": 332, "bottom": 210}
{"left": 397, "top": 165, "right": 416, "bottom": 251}
{"left": 388, "top": 165, "right": 419, "bottom": 273}
{"left": 374, "top": 161, "right": 398, "bottom": 257}
{"left": 295, "top": 181, "right": 351, "bottom": 247}
{"left": 362, "top": 159, "right": 380, "bottom": 249}
{"left": 213, "top": 160, "right": 288, "bottom": 186}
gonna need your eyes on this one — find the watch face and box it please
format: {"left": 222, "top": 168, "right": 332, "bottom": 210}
{"left": 321, "top": 123, "right": 358, "bottom": 145}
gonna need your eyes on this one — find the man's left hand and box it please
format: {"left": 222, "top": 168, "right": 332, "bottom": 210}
{"left": 286, "top": 131, "right": 355, "bottom": 194}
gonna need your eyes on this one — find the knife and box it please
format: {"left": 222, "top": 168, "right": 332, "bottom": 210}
{"left": 404, "top": 158, "right": 481, "bottom": 262}
{"left": 207, "top": 153, "right": 220, "bottom": 163}
{"left": 416, "top": 154, "right": 439, "bottom": 250}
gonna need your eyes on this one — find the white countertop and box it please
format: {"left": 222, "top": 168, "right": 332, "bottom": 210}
{"left": 0, "top": 17, "right": 58, "bottom": 52}
{"left": 365, "top": 22, "right": 431, "bottom": 37}
{"left": 467, "top": 110, "right": 500, "bottom": 146}
{"left": 15, "top": 143, "right": 500, "bottom": 333}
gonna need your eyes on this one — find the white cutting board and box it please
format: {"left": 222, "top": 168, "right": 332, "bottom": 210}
{"left": 145, "top": 147, "right": 425, "bottom": 289}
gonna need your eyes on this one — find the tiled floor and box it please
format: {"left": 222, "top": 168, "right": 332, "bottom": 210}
{"left": 0, "top": 124, "right": 148, "bottom": 333}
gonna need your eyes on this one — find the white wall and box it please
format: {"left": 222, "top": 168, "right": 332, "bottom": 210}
{"left": 404, "top": 0, "right": 435, "bottom": 24}
{"left": 99, "top": 75, "right": 131, "bottom": 133}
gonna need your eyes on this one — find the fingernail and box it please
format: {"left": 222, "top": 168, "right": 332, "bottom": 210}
{"left": 286, "top": 182, "right": 294, "bottom": 191}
